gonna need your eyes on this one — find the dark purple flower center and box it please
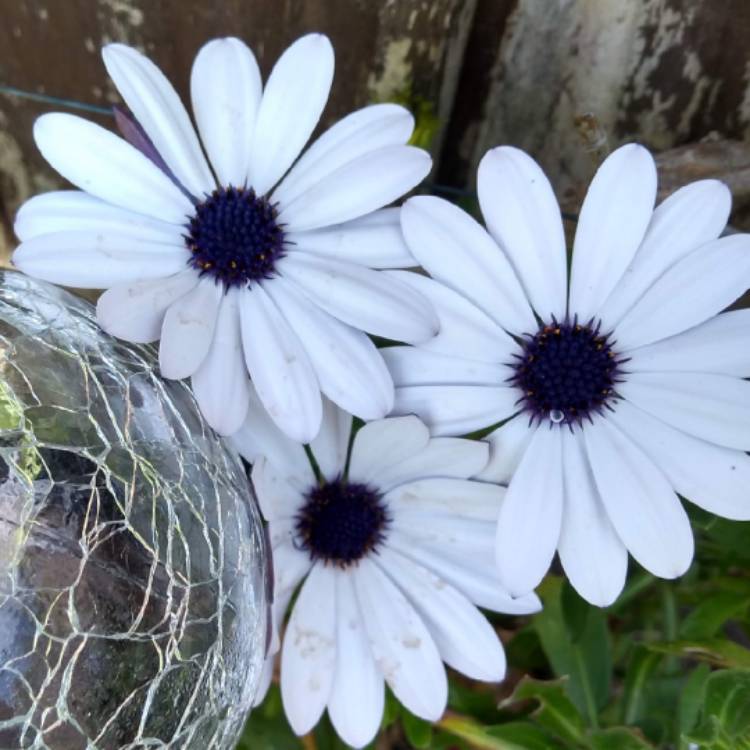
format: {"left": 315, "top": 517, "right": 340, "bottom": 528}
{"left": 186, "top": 186, "right": 286, "bottom": 288}
{"left": 508, "top": 317, "right": 626, "bottom": 428}
{"left": 294, "top": 479, "right": 390, "bottom": 567}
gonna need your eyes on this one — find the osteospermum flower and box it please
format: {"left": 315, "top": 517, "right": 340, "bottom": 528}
{"left": 13, "top": 35, "right": 437, "bottom": 440}
{"left": 234, "top": 394, "right": 540, "bottom": 747}
{"left": 384, "top": 143, "right": 750, "bottom": 606}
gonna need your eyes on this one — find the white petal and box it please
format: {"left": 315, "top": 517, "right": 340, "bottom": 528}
{"left": 286, "top": 208, "right": 414, "bottom": 269}
{"left": 310, "top": 397, "right": 352, "bottom": 482}
{"left": 32, "top": 113, "right": 193, "bottom": 223}
{"left": 382, "top": 346, "right": 508, "bottom": 388}
{"left": 158, "top": 277, "right": 223, "bottom": 378}
{"left": 558, "top": 430, "right": 628, "bottom": 607}
{"left": 279, "top": 145, "right": 431, "bottom": 232}
{"left": 477, "top": 146, "right": 567, "bottom": 321}
{"left": 610, "top": 400, "right": 750, "bottom": 521}
{"left": 626, "top": 310, "right": 750, "bottom": 378}
{"left": 252, "top": 458, "right": 307, "bottom": 522}
{"left": 388, "top": 529, "right": 540, "bottom": 615}
{"left": 13, "top": 231, "right": 188, "bottom": 289}
{"left": 267, "top": 517, "right": 296, "bottom": 550}
{"left": 269, "top": 570, "right": 299, "bottom": 652}
{"left": 230, "top": 387, "right": 313, "bottom": 485}
{"left": 620, "top": 371, "right": 750, "bottom": 451}
{"left": 281, "top": 564, "right": 337, "bottom": 736}
{"left": 274, "top": 104, "right": 414, "bottom": 207}
{"left": 354, "top": 558, "right": 447, "bottom": 722}
{"left": 249, "top": 34, "right": 334, "bottom": 196}
{"left": 240, "top": 284, "right": 322, "bottom": 443}
{"left": 376, "top": 437, "right": 489, "bottom": 492}
{"left": 272, "top": 541, "right": 312, "bottom": 597}
{"left": 569, "top": 144, "right": 657, "bottom": 321}
{"left": 392, "top": 384, "right": 519, "bottom": 437}
{"left": 348, "top": 415, "right": 429, "bottom": 483}
{"left": 268, "top": 544, "right": 312, "bottom": 653}
{"left": 387, "top": 477, "right": 502, "bottom": 522}
{"left": 387, "top": 271, "right": 517, "bottom": 363}
{"left": 614, "top": 234, "right": 750, "bottom": 349}
{"left": 252, "top": 658, "right": 275, "bottom": 707}
{"left": 327, "top": 571, "right": 384, "bottom": 750}
{"left": 102, "top": 44, "right": 215, "bottom": 197}
{"left": 190, "top": 37, "right": 262, "bottom": 187}
{"left": 496, "top": 425, "right": 563, "bottom": 596}
{"left": 392, "top": 511, "right": 495, "bottom": 551}
{"left": 377, "top": 548, "right": 506, "bottom": 682}
{"left": 265, "top": 277, "right": 394, "bottom": 419}
{"left": 191, "top": 290, "right": 250, "bottom": 435}
{"left": 269, "top": 567, "right": 303, "bottom": 672}
{"left": 475, "top": 416, "right": 534, "bottom": 484}
{"left": 280, "top": 254, "right": 438, "bottom": 344}
{"left": 14, "top": 190, "right": 184, "bottom": 242}
{"left": 401, "top": 196, "right": 536, "bottom": 333}
{"left": 584, "top": 415, "right": 694, "bottom": 579}
{"left": 599, "top": 180, "right": 732, "bottom": 327}
{"left": 96, "top": 270, "right": 198, "bottom": 343}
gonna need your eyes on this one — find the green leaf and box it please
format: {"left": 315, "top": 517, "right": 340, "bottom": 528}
{"left": 562, "top": 580, "right": 590, "bottom": 643}
{"left": 487, "top": 721, "right": 565, "bottom": 749}
{"left": 449, "top": 679, "right": 510, "bottom": 724}
{"left": 678, "top": 664, "right": 711, "bottom": 735}
{"left": 702, "top": 669, "right": 750, "bottom": 739}
{"left": 237, "top": 686, "right": 303, "bottom": 750}
{"left": 501, "top": 677, "right": 586, "bottom": 745}
{"left": 680, "top": 591, "right": 750, "bottom": 640}
{"left": 646, "top": 639, "right": 750, "bottom": 669}
{"left": 533, "top": 576, "right": 612, "bottom": 718}
{"left": 587, "top": 727, "right": 656, "bottom": 749}
{"left": 684, "top": 714, "right": 721, "bottom": 746}
{"left": 439, "top": 714, "right": 537, "bottom": 750}
{"left": 402, "top": 709, "right": 433, "bottom": 748}
{"left": 382, "top": 688, "right": 401, "bottom": 729}
{"left": 620, "top": 646, "right": 663, "bottom": 724}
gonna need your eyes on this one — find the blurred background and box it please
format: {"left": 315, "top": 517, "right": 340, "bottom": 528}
{"left": 3, "top": 2, "right": 750, "bottom": 749}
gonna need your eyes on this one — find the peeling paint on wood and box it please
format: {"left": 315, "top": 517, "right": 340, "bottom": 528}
{"left": 440, "top": 0, "right": 750, "bottom": 212}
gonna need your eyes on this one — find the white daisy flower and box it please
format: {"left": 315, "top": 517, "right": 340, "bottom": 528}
{"left": 235, "top": 394, "right": 540, "bottom": 748}
{"left": 13, "top": 35, "right": 437, "bottom": 441}
{"left": 385, "top": 143, "right": 750, "bottom": 607}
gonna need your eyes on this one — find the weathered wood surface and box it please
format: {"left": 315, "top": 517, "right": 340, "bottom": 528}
{"left": 0, "top": 0, "right": 475, "bottom": 259}
{"left": 440, "top": 0, "right": 750, "bottom": 209}
{"left": 2, "top": 0, "right": 750, "bottom": 263}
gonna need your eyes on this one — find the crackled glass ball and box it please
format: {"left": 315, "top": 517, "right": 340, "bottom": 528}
{"left": 0, "top": 272, "right": 269, "bottom": 750}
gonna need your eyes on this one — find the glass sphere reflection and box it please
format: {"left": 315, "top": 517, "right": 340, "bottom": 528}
{"left": 0, "top": 272, "right": 269, "bottom": 750}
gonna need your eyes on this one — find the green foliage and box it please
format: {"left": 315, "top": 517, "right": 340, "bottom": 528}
{"left": 237, "top": 686, "right": 301, "bottom": 750}
{"left": 684, "top": 670, "right": 750, "bottom": 749}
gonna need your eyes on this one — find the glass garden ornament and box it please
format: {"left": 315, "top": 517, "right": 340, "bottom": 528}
{"left": 0, "top": 272, "right": 268, "bottom": 749}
